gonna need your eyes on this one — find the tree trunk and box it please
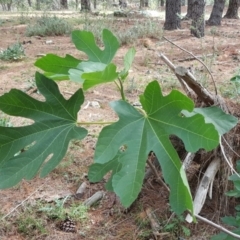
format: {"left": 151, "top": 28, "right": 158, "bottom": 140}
{"left": 60, "top": 0, "right": 68, "bottom": 9}
{"left": 94, "top": 0, "right": 96, "bottom": 9}
{"left": 27, "top": 0, "right": 32, "bottom": 7}
{"left": 7, "top": 0, "right": 12, "bottom": 11}
{"left": 140, "top": 0, "right": 148, "bottom": 8}
{"left": 81, "top": 0, "right": 91, "bottom": 11}
{"left": 75, "top": 0, "right": 79, "bottom": 9}
{"left": 164, "top": 0, "right": 181, "bottom": 30}
{"left": 224, "top": 0, "right": 240, "bottom": 19}
{"left": 160, "top": 0, "right": 164, "bottom": 6}
{"left": 119, "top": 0, "right": 127, "bottom": 7}
{"left": 191, "top": 0, "right": 205, "bottom": 38}
{"left": 206, "top": 0, "right": 225, "bottom": 26}
{"left": 184, "top": 0, "right": 194, "bottom": 19}
{"left": 36, "top": 0, "right": 41, "bottom": 10}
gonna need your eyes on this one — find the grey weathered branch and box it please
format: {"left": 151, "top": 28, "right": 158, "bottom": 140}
{"left": 186, "top": 158, "right": 221, "bottom": 223}
{"left": 195, "top": 214, "right": 240, "bottom": 239}
{"left": 162, "top": 36, "right": 218, "bottom": 95}
{"left": 76, "top": 181, "right": 88, "bottom": 199}
{"left": 159, "top": 53, "right": 215, "bottom": 106}
{"left": 83, "top": 191, "right": 104, "bottom": 207}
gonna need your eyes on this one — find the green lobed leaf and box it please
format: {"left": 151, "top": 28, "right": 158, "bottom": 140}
{"left": 230, "top": 75, "right": 240, "bottom": 82}
{"left": 35, "top": 54, "right": 81, "bottom": 80}
{"left": 0, "top": 72, "right": 87, "bottom": 189}
{"left": 89, "top": 80, "right": 220, "bottom": 214}
{"left": 82, "top": 63, "right": 118, "bottom": 90}
{"left": 119, "top": 47, "right": 136, "bottom": 80}
{"left": 71, "top": 29, "right": 119, "bottom": 64}
{"left": 182, "top": 106, "right": 238, "bottom": 135}
{"left": 69, "top": 61, "right": 106, "bottom": 83}
{"left": 88, "top": 152, "right": 122, "bottom": 191}
{"left": 211, "top": 228, "right": 240, "bottom": 240}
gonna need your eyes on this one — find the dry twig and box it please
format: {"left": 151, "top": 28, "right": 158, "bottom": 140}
{"left": 162, "top": 36, "right": 218, "bottom": 96}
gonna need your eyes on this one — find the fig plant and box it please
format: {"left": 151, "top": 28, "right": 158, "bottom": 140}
{"left": 0, "top": 29, "right": 237, "bottom": 217}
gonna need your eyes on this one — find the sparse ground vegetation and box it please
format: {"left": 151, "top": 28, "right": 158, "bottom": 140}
{"left": 0, "top": 3, "right": 240, "bottom": 240}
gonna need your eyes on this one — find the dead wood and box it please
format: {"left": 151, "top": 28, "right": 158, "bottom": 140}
{"left": 75, "top": 181, "right": 88, "bottom": 199}
{"left": 145, "top": 207, "right": 162, "bottom": 240}
{"left": 83, "top": 191, "right": 104, "bottom": 207}
{"left": 177, "top": 53, "right": 214, "bottom": 62}
{"left": 159, "top": 53, "right": 215, "bottom": 106}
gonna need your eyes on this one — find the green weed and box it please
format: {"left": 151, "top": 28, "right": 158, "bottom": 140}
{"left": 163, "top": 214, "right": 191, "bottom": 238}
{"left": 0, "top": 43, "right": 25, "bottom": 62}
{"left": 17, "top": 216, "right": 47, "bottom": 237}
{"left": 38, "top": 197, "right": 88, "bottom": 221}
{"left": 25, "top": 15, "right": 72, "bottom": 37}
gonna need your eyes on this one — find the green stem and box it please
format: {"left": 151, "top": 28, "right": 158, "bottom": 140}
{"left": 118, "top": 78, "right": 126, "bottom": 101}
{"left": 114, "top": 80, "right": 121, "bottom": 93}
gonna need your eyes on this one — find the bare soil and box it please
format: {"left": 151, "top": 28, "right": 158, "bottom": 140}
{"left": 0, "top": 7, "right": 240, "bottom": 240}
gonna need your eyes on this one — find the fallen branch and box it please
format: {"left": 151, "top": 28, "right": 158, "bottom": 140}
{"left": 75, "top": 181, "right": 88, "bottom": 199}
{"left": 175, "top": 65, "right": 215, "bottom": 106}
{"left": 186, "top": 158, "right": 221, "bottom": 223}
{"left": 158, "top": 53, "right": 194, "bottom": 99}
{"left": 177, "top": 54, "right": 214, "bottom": 62}
{"left": 195, "top": 214, "right": 240, "bottom": 239}
{"left": 162, "top": 36, "right": 218, "bottom": 95}
{"left": 84, "top": 191, "right": 104, "bottom": 207}
{"left": 145, "top": 207, "right": 161, "bottom": 239}
{"left": 147, "top": 158, "right": 170, "bottom": 192}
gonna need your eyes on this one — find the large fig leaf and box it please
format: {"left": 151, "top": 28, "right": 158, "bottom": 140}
{"left": 82, "top": 63, "right": 118, "bottom": 90}
{"left": 35, "top": 30, "right": 121, "bottom": 87}
{"left": 89, "top": 80, "right": 220, "bottom": 215}
{"left": 0, "top": 72, "right": 87, "bottom": 189}
{"left": 35, "top": 54, "right": 81, "bottom": 80}
{"left": 71, "top": 29, "right": 119, "bottom": 64}
{"left": 182, "top": 107, "right": 237, "bottom": 135}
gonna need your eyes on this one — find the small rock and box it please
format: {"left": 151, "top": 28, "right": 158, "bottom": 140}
{"left": 46, "top": 40, "right": 53, "bottom": 44}
{"left": 91, "top": 101, "right": 100, "bottom": 108}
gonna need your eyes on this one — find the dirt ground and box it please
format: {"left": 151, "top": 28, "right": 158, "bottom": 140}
{"left": 0, "top": 6, "right": 240, "bottom": 240}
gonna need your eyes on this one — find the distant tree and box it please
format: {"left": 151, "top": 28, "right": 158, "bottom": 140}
{"left": 119, "top": 0, "right": 127, "bottom": 8}
{"left": 191, "top": 0, "right": 205, "bottom": 38}
{"left": 224, "top": 0, "right": 240, "bottom": 19}
{"left": 160, "top": 0, "right": 164, "bottom": 6}
{"left": 75, "top": 0, "right": 79, "bottom": 9}
{"left": 184, "top": 0, "right": 194, "bottom": 19}
{"left": 206, "top": 0, "right": 225, "bottom": 25}
{"left": 164, "top": 0, "right": 181, "bottom": 30}
{"left": 6, "top": 0, "right": 11, "bottom": 10}
{"left": 60, "top": 0, "right": 68, "bottom": 9}
{"left": 36, "top": 0, "right": 41, "bottom": 10}
{"left": 0, "top": 0, "right": 12, "bottom": 11}
{"left": 81, "top": 0, "right": 91, "bottom": 11}
{"left": 140, "top": 0, "right": 148, "bottom": 8}
{"left": 27, "top": 0, "right": 31, "bottom": 7}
